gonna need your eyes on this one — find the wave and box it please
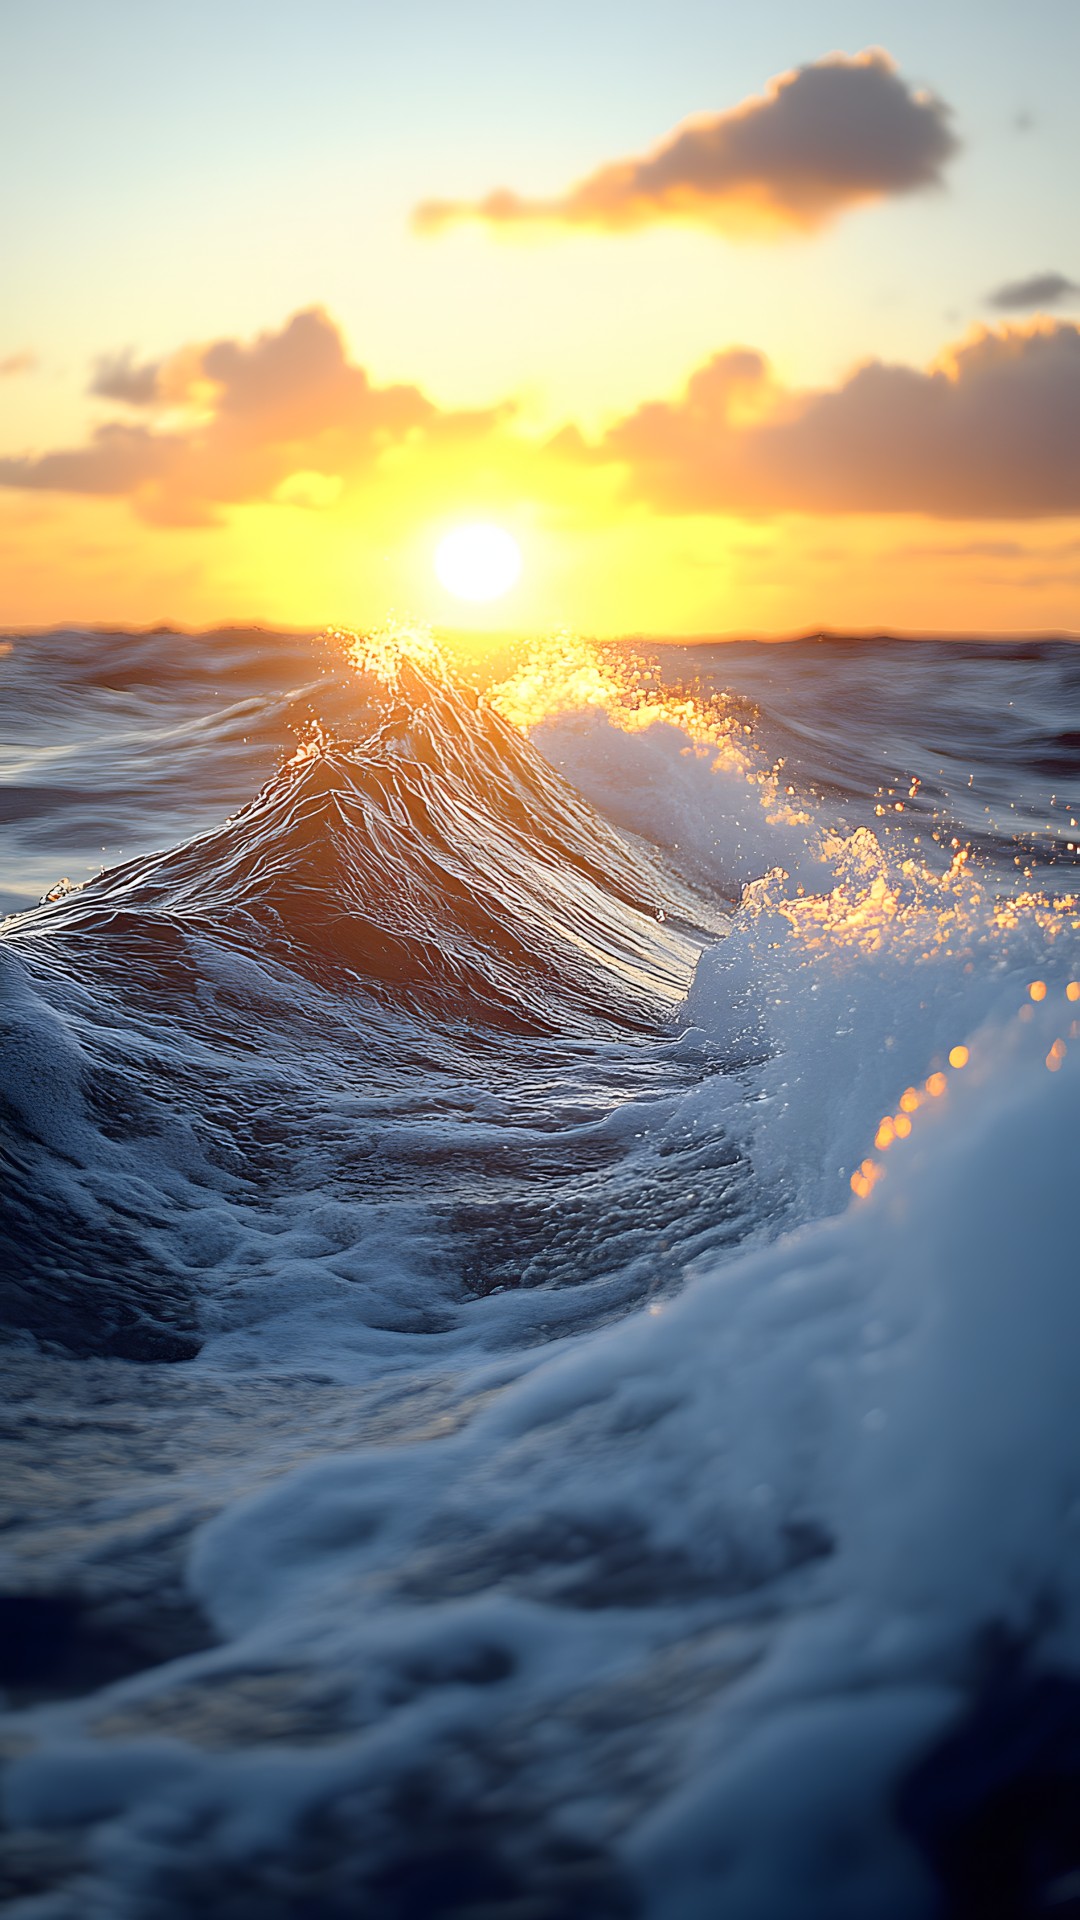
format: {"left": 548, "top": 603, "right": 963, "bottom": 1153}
{"left": 0, "top": 639, "right": 731, "bottom": 1365}
{"left": 3, "top": 624, "right": 1080, "bottom": 1917}
{"left": 7, "top": 649, "right": 708, "bottom": 1032}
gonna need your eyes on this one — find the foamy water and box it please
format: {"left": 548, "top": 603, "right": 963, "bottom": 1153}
{"left": 1, "top": 625, "right": 1079, "bottom": 1917}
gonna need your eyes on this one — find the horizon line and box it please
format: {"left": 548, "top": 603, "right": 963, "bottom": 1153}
{"left": 3, "top": 620, "right": 1079, "bottom": 647}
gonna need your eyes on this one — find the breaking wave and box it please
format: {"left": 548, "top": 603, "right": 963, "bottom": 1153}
{"left": 1, "top": 623, "right": 1079, "bottom": 1918}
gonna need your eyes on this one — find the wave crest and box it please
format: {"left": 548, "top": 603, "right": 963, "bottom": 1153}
{"left": 7, "top": 641, "right": 710, "bottom": 1032}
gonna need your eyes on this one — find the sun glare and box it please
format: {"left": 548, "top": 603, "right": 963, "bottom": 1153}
{"left": 435, "top": 522, "right": 522, "bottom": 602}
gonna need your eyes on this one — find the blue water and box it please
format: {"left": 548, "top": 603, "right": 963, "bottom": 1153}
{"left": 1, "top": 625, "right": 1078, "bottom": 1918}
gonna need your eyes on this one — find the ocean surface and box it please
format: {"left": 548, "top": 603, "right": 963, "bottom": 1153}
{"left": 2, "top": 622, "right": 1079, "bottom": 1918}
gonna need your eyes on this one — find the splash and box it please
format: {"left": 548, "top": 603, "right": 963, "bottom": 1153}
{"left": 283, "top": 716, "right": 338, "bottom": 769}
{"left": 330, "top": 617, "right": 448, "bottom": 688}
{"left": 488, "top": 631, "right": 775, "bottom": 794}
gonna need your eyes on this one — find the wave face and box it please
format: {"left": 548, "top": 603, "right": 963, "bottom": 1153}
{"left": 10, "top": 651, "right": 703, "bottom": 1024}
{"left": 1, "top": 624, "right": 1079, "bottom": 1918}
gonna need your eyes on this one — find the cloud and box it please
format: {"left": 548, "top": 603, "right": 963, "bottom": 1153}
{"left": 6, "top": 309, "right": 1079, "bottom": 532}
{"left": 414, "top": 50, "right": 957, "bottom": 240}
{"left": 594, "top": 322, "right": 1080, "bottom": 517}
{"left": 0, "top": 423, "right": 182, "bottom": 497}
{"left": 0, "top": 309, "right": 509, "bottom": 524}
{"left": 90, "top": 351, "right": 164, "bottom": 405}
{"left": 272, "top": 469, "right": 345, "bottom": 510}
{"left": 985, "top": 272, "right": 1078, "bottom": 312}
{"left": 0, "top": 352, "right": 37, "bottom": 378}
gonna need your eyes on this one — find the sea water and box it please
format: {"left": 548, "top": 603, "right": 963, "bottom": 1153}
{"left": 1, "top": 625, "right": 1078, "bottom": 1917}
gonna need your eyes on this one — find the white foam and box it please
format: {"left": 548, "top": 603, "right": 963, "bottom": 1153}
{"left": 161, "top": 1000, "right": 1080, "bottom": 1916}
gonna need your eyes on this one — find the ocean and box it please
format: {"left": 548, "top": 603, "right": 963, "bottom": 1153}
{"left": 2, "top": 622, "right": 1079, "bottom": 1917}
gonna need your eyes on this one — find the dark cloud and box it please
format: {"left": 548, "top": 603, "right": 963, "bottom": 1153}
{"left": 414, "top": 50, "right": 957, "bottom": 239}
{"left": 596, "top": 323, "right": 1080, "bottom": 518}
{"left": 0, "top": 352, "right": 37, "bottom": 377}
{"left": 90, "top": 351, "right": 164, "bottom": 406}
{"left": 986, "top": 272, "right": 1078, "bottom": 312}
{"left": 0, "top": 309, "right": 509, "bottom": 524}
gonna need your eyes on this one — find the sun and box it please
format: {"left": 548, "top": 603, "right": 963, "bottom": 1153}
{"left": 435, "top": 522, "right": 522, "bottom": 603}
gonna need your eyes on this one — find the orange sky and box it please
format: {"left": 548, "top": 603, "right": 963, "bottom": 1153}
{"left": 2, "top": 11, "right": 1079, "bottom": 636}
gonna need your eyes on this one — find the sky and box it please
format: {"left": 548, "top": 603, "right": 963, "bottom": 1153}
{"left": 1, "top": 0, "right": 1079, "bottom": 636}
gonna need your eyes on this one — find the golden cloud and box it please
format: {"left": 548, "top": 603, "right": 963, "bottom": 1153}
{"left": 3, "top": 313, "right": 1079, "bottom": 528}
{"left": 594, "top": 322, "right": 1080, "bottom": 517}
{"left": 414, "top": 50, "right": 957, "bottom": 240}
{"left": 0, "top": 309, "right": 510, "bottom": 525}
